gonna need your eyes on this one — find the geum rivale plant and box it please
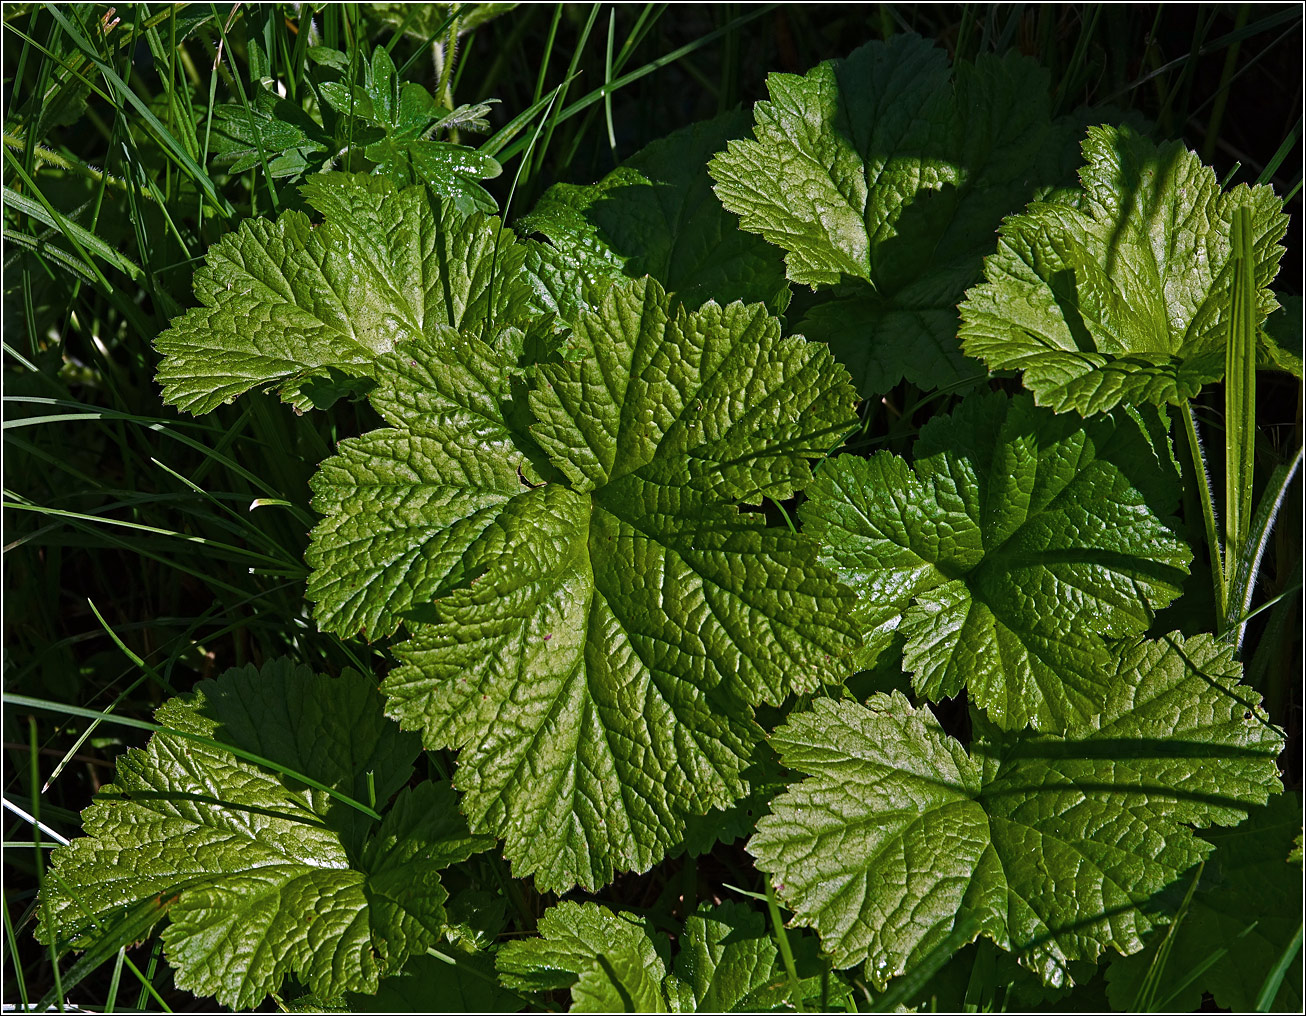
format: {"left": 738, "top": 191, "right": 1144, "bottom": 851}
{"left": 38, "top": 32, "right": 1296, "bottom": 1012}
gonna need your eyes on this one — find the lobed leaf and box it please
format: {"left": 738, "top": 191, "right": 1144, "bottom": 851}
{"left": 801, "top": 390, "right": 1191, "bottom": 731}
{"left": 155, "top": 173, "right": 536, "bottom": 414}
{"left": 959, "top": 124, "right": 1289, "bottom": 414}
{"left": 750, "top": 633, "right": 1284, "bottom": 991}
{"left": 37, "top": 660, "right": 492, "bottom": 1010}
{"left": 308, "top": 275, "right": 860, "bottom": 891}
{"left": 498, "top": 900, "right": 828, "bottom": 1012}
{"left": 209, "top": 87, "right": 332, "bottom": 177}
{"left": 664, "top": 902, "right": 812, "bottom": 1012}
{"left": 321, "top": 46, "right": 502, "bottom": 213}
{"left": 710, "top": 34, "right": 1086, "bottom": 395}
{"left": 496, "top": 901, "right": 669, "bottom": 1012}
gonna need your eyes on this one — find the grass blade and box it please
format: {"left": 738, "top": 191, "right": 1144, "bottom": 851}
{"left": 5, "top": 692, "right": 383, "bottom": 823}
{"left": 35, "top": 898, "right": 178, "bottom": 1013}
{"left": 3, "top": 186, "right": 144, "bottom": 281}
{"left": 1254, "top": 923, "right": 1303, "bottom": 1011}
{"left": 3, "top": 893, "right": 32, "bottom": 1011}
{"left": 1133, "top": 860, "right": 1205, "bottom": 1010}
{"left": 494, "top": 3, "right": 780, "bottom": 165}
{"left": 1152, "top": 919, "right": 1259, "bottom": 1010}
{"left": 1224, "top": 205, "right": 1258, "bottom": 624}
{"left": 1227, "top": 446, "right": 1302, "bottom": 649}
{"left": 42, "top": 4, "right": 235, "bottom": 218}
{"left": 763, "top": 879, "right": 804, "bottom": 1014}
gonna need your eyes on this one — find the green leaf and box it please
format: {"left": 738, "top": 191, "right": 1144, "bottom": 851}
{"left": 307, "top": 275, "right": 860, "bottom": 891}
{"left": 1259, "top": 294, "right": 1303, "bottom": 377}
{"left": 322, "top": 46, "right": 501, "bottom": 214}
{"left": 710, "top": 35, "right": 1085, "bottom": 395}
{"left": 154, "top": 173, "right": 537, "bottom": 414}
{"left": 368, "top": 138, "right": 502, "bottom": 215}
{"left": 37, "top": 660, "right": 492, "bottom": 1010}
{"left": 519, "top": 109, "right": 788, "bottom": 313}
{"left": 675, "top": 754, "right": 788, "bottom": 859}
{"left": 1106, "top": 793, "right": 1303, "bottom": 1012}
{"left": 959, "top": 124, "right": 1289, "bottom": 414}
{"left": 664, "top": 902, "right": 802, "bottom": 1013}
{"left": 305, "top": 322, "right": 541, "bottom": 639}
{"left": 347, "top": 949, "right": 523, "bottom": 1012}
{"left": 801, "top": 390, "right": 1190, "bottom": 731}
{"left": 750, "top": 633, "right": 1284, "bottom": 991}
{"left": 496, "top": 901, "right": 669, "bottom": 1012}
{"left": 497, "top": 900, "right": 818, "bottom": 1013}
{"left": 209, "top": 87, "right": 332, "bottom": 177}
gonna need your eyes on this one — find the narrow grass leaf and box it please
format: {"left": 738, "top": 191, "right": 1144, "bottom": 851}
{"left": 1224, "top": 205, "right": 1258, "bottom": 621}
{"left": 42, "top": 6, "right": 234, "bottom": 217}
{"left": 1255, "top": 925, "right": 1303, "bottom": 1011}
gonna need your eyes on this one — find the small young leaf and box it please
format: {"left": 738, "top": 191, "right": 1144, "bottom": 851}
{"left": 496, "top": 901, "right": 668, "bottom": 1011}
{"left": 750, "top": 634, "right": 1284, "bottom": 991}
{"left": 497, "top": 900, "right": 826, "bottom": 1013}
{"left": 959, "top": 125, "right": 1289, "bottom": 414}
{"left": 37, "top": 660, "right": 492, "bottom": 1010}
{"left": 209, "top": 88, "right": 332, "bottom": 177}
{"left": 323, "top": 46, "right": 502, "bottom": 213}
{"left": 801, "top": 390, "right": 1190, "bottom": 731}
{"left": 664, "top": 902, "right": 814, "bottom": 1013}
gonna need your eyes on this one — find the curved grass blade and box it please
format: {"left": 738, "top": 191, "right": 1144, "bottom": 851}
{"left": 4, "top": 694, "right": 383, "bottom": 822}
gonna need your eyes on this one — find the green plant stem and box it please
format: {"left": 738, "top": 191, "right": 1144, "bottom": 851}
{"left": 1226, "top": 446, "right": 1302, "bottom": 653}
{"left": 30, "top": 717, "right": 65, "bottom": 1012}
{"left": 763, "top": 879, "right": 803, "bottom": 1013}
{"left": 1180, "top": 400, "right": 1226, "bottom": 630}
{"left": 1203, "top": 4, "right": 1250, "bottom": 163}
{"left": 1223, "top": 205, "right": 1258, "bottom": 626}
{"left": 2, "top": 895, "right": 31, "bottom": 1010}
{"left": 7, "top": 693, "right": 383, "bottom": 822}
{"left": 436, "top": 10, "right": 461, "bottom": 114}
{"left": 1255, "top": 924, "right": 1303, "bottom": 1011}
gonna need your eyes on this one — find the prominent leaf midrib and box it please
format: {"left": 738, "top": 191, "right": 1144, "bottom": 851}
{"left": 1029, "top": 215, "right": 1138, "bottom": 358}
{"left": 1177, "top": 281, "right": 1227, "bottom": 357}
{"left": 803, "top": 796, "right": 982, "bottom": 957}
{"left": 319, "top": 519, "right": 493, "bottom": 629}
{"left": 226, "top": 222, "right": 378, "bottom": 349}
{"left": 590, "top": 495, "right": 824, "bottom": 688}
{"left": 172, "top": 320, "right": 363, "bottom": 371}
{"left": 592, "top": 500, "right": 761, "bottom": 695}
{"left": 589, "top": 286, "right": 660, "bottom": 484}
{"left": 586, "top": 548, "right": 682, "bottom": 861}
{"left": 607, "top": 301, "right": 785, "bottom": 490}
{"left": 178, "top": 867, "right": 363, "bottom": 983}
{"left": 332, "top": 196, "right": 431, "bottom": 335}
{"left": 447, "top": 496, "right": 699, "bottom": 866}
{"left": 823, "top": 472, "right": 953, "bottom": 588}
{"left": 985, "top": 809, "right": 1163, "bottom": 928}
{"left": 956, "top": 446, "right": 1182, "bottom": 626}
{"left": 584, "top": 586, "right": 714, "bottom": 841}
{"left": 146, "top": 742, "right": 352, "bottom": 860}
